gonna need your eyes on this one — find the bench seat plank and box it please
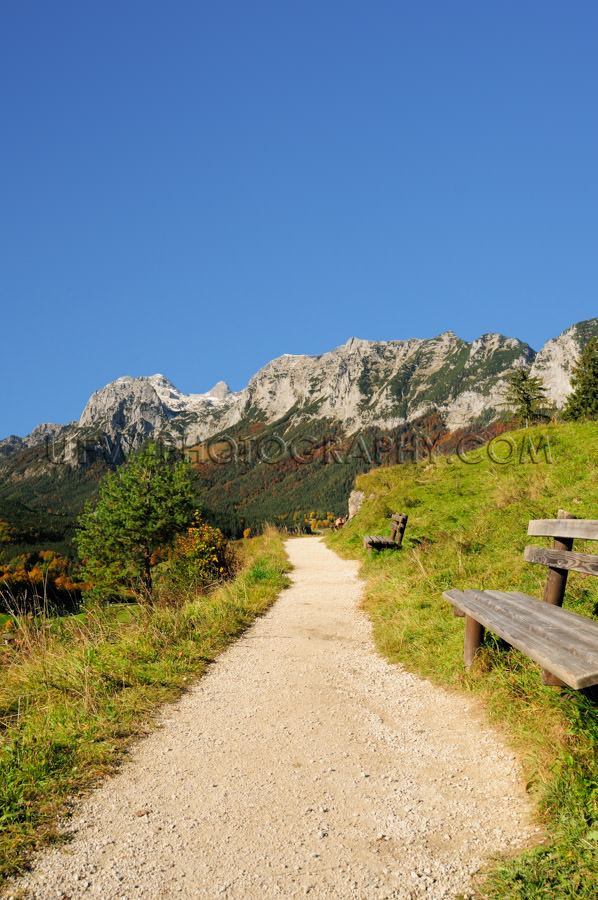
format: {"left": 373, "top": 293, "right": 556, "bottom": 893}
{"left": 444, "top": 589, "right": 598, "bottom": 689}
{"left": 481, "top": 591, "right": 598, "bottom": 662}
{"left": 443, "top": 589, "right": 598, "bottom": 689}
{"left": 364, "top": 536, "right": 400, "bottom": 549}
{"left": 487, "top": 591, "right": 598, "bottom": 647}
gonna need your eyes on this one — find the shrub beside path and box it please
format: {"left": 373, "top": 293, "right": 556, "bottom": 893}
{"left": 6, "top": 538, "right": 536, "bottom": 899}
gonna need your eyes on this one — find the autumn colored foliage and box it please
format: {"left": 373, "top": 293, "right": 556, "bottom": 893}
{"left": 154, "top": 515, "right": 233, "bottom": 600}
{"left": 0, "top": 550, "right": 86, "bottom": 613}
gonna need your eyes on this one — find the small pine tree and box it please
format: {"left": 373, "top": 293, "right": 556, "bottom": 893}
{"left": 76, "top": 444, "right": 196, "bottom": 602}
{"left": 502, "top": 367, "right": 550, "bottom": 428}
{"left": 563, "top": 338, "right": 598, "bottom": 421}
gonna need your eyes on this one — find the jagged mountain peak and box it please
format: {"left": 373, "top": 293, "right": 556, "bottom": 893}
{"left": 148, "top": 373, "right": 179, "bottom": 391}
{"left": 343, "top": 336, "right": 376, "bottom": 352}
{"left": 208, "top": 381, "right": 232, "bottom": 400}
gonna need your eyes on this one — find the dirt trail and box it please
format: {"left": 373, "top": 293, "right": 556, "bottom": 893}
{"left": 6, "top": 537, "right": 535, "bottom": 899}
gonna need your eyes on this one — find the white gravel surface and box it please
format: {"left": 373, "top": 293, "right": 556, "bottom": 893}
{"left": 5, "top": 537, "right": 536, "bottom": 899}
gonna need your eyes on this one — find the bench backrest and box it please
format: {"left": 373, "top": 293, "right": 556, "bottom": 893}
{"left": 523, "top": 511, "right": 598, "bottom": 606}
{"left": 390, "top": 513, "right": 408, "bottom": 544}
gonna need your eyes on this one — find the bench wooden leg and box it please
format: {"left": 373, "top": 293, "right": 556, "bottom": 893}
{"left": 541, "top": 668, "right": 565, "bottom": 687}
{"left": 464, "top": 616, "right": 484, "bottom": 669}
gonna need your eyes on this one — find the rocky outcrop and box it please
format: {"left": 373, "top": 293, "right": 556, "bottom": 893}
{"left": 0, "top": 422, "right": 73, "bottom": 459}
{"left": 347, "top": 490, "right": 366, "bottom": 520}
{"left": 530, "top": 319, "right": 598, "bottom": 407}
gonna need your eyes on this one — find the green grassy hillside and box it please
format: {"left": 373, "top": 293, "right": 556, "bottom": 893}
{"left": 328, "top": 421, "right": 598, "bottom": 898}
{"left": 190, "top": 412, "right": 514, "bottom": 535}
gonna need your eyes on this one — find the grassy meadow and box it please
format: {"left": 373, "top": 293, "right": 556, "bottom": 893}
{"left": 0, "top": 527, "right": 290, "bottom": 884}
{"left": 328, "top": 420, "right": 598, "bottom": 898}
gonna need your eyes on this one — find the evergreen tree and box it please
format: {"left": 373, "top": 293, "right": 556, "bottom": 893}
{"left": 502, "top": 367, "right": 550, "bottom": 428}
{"left": 75, "top": 444, "right": 195, "bottom": 602}
{"left": 563, "top": 338, "right": 598, "bottom": 420}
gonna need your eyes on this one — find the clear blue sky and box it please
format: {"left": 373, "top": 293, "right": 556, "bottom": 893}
{"left": 2, "top": 1, "right": 597, "bottom": 437}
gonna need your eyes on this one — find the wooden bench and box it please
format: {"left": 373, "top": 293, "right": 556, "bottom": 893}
{"left": 443, "top": 511, "right": 598, "bottom": 690}
{"left": 364, "top": 513, "right": 408, "bottom": 554}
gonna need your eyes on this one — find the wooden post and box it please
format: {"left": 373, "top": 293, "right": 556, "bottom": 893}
{"left": 464, "top": 616, "right": 484, "bottom": 669}
{"left": 541, "top": 509, "right": 574, "bottom": 686}
{"left": 542, "top": 509, "right": 575, "bottom": 607}
{"left": 390, "top": 513, "right": 408, "bottom": 546}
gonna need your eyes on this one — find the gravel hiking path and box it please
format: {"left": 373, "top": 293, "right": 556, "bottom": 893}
{"left": 6, "top": 537, "right": 536, "bottom": 900}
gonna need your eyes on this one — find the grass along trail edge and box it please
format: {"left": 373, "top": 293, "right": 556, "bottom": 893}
{"left": 0, "top": 527, "right": 290, "bottom": 885}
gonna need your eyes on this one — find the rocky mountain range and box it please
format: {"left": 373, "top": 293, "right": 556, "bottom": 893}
{"left": 0, "top": 317, "right": 596, "bottom": 554}
{"left": 2, "top": 318, "right": 597, "bottom": 463}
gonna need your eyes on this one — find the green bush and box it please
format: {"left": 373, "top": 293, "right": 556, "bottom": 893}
{"left": 154, "top": 517, "right": 234, "bottom": 601}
